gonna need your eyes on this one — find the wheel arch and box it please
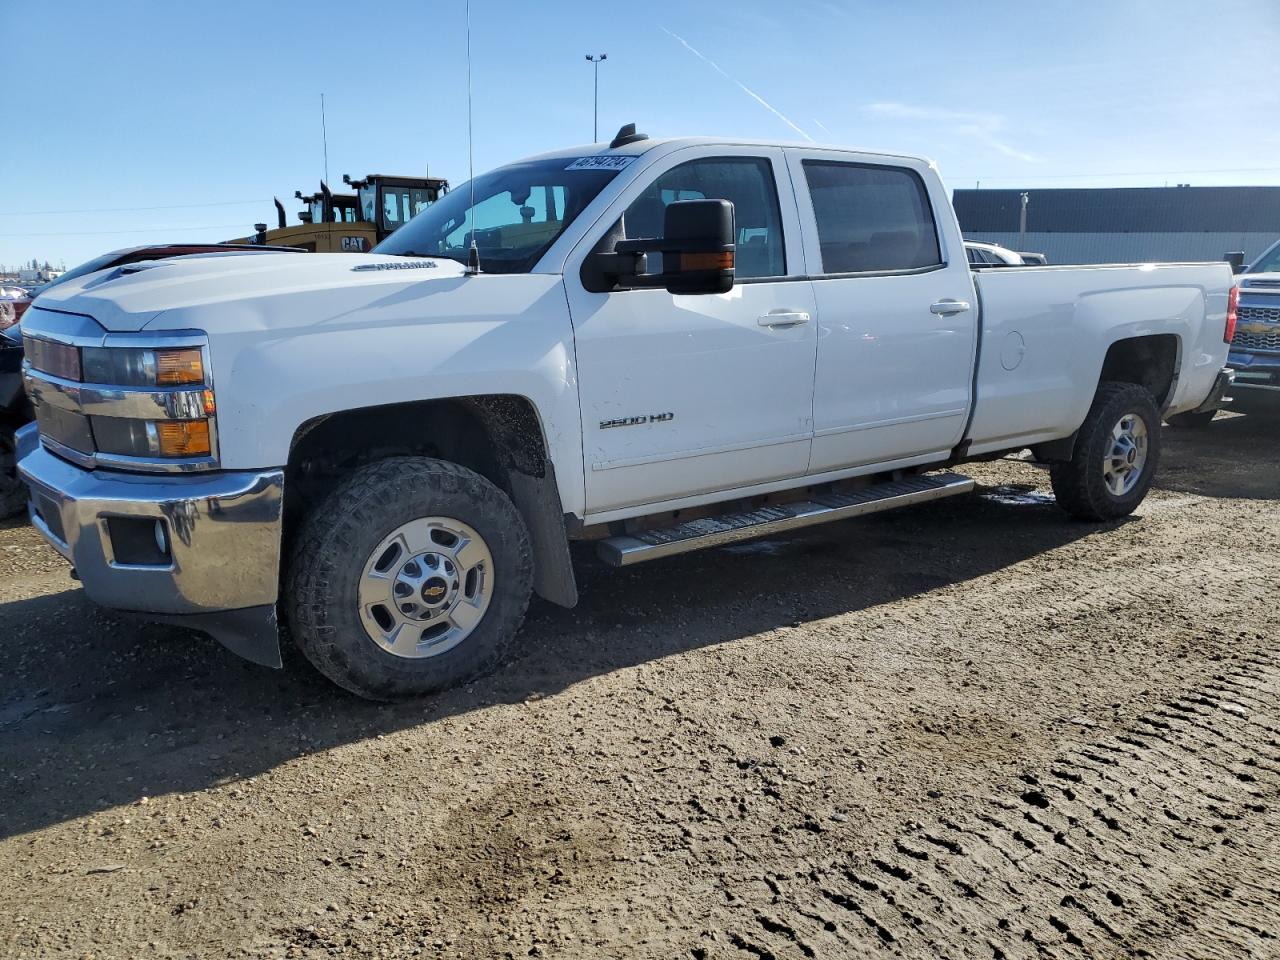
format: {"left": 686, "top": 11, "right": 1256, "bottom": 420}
{"left": 1097, "top": 333, "right": 1180, "bottom": 411}
{"left": 283, "top": 394, "right": 577, "bottom": 608}
{"left": 1032, "top": 333, "right": 1180, "bottom": 464}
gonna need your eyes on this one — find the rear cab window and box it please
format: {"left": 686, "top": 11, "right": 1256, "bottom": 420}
{"left": 797, "top": 159, "right": 943, "bottom": 275}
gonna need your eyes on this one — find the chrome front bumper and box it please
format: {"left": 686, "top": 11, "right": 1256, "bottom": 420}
{"left": 18, "top": 426, "right": 284, "bottom": 619}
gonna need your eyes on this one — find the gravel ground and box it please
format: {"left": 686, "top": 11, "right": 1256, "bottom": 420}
{"left": 0, "top": 410, "right": 1276, "bottom": 960}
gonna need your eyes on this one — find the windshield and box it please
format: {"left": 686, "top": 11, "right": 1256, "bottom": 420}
{"left": 1248, "top": 239, "right": 1280, "bottom": 274}
{"left": 374, "top": 157, "right": 622, "bottom": 273}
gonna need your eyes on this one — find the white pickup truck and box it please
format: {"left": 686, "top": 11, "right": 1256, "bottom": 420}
{"left": 17, "top": 126, "right": 1234, "bottom": 699}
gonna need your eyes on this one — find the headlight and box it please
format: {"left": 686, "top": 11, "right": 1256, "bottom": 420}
{"left": 81, "top": 346, "right": 205, "bottom": 386}
{"left": 93, "top": 417, "right": 214, "bottom": 458}
{"left": 26, "top": 330, "right": 218, "bottom": 469}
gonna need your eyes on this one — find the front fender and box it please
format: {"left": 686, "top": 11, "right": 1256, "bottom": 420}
{"left": 155, "top": 274, "right": 587, "bottom": 518}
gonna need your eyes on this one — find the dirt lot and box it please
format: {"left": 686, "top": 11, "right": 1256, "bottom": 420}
{"left": 1, "top": 412, "right": 1277, "bottom": 960}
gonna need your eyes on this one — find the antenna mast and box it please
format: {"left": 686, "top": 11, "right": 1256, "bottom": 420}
{"left": 321, "top": 93, "right": 330, "bottom": 186}
{"left": 465, "top": 0, "right": 480, "bottom": 274}
{"left": 321, "top": 93, "right": 332, "bottom": 247}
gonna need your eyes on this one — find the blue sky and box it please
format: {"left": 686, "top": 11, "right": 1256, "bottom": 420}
{"left": 3, "top": 0, "right": 1278, "bottom": 268}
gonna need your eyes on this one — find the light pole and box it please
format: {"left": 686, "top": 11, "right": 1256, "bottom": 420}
{"left": 585, "top": 53, "right": 607, "bottom": 141}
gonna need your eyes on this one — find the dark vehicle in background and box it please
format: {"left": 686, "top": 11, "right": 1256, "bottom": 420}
{"left": 0, "top": 243, "right": 299, "bottom": 518}
{"left": 1228, "top": 238, "right": 1280, "bottom": 412}
{"left": 0, "top": 323, "right": 28, "bottom": 517}
{"left": 1172, "top": 238, "right": 1280, "bottom": 427}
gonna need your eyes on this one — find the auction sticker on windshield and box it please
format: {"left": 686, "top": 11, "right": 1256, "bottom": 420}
{"left": 565, "top": 156, "right": 636, "bottom": 171}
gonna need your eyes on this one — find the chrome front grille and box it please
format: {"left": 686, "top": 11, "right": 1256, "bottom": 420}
{"left": 1240, "top": 305, "right": 1280, "bottom": 324}
{"left": 1234, "top": 329, "right": 1280, "bottom": 352}
{"left": 1235, "top": 305, "right": 1280, "bottom": 353}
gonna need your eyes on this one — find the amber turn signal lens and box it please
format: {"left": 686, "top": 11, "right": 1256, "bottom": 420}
{"left": 156, "top": 419, "right": 212, "bottom": 457}
{"left": 156, "top": 349, "right": 205, "bottom": 385}
{"left": 679, "top": 251, "right": 734, "bottom": 271}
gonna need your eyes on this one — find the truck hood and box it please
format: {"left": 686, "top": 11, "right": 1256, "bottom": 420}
{"left": 1239, "top": 272, "right": 1280, "bottom": 291}
{"left": 31, "top": 252, "right": 468, "bottom": 332}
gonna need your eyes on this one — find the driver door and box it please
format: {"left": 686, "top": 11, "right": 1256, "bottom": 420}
{"left": 564, "top": 147, "right": 817, "bottom": 517}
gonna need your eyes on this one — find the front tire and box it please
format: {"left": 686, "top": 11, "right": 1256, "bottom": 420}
{"left": 286, "top": 457, "right": 533, "bottom": 700}
{"left": 1051, "top": 382, "right": 1161, "bottom": 521}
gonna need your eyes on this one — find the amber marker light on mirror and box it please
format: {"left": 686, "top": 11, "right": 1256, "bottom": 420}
{"left": 679, "top": 252, "right": 735, "bottom": 271}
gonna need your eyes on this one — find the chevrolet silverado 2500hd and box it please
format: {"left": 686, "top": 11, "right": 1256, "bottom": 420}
{"left": 17, "top": 128, "right": 1235, "bottom": 699}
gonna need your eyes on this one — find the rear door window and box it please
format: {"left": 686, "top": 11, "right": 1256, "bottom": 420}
{"left": 801, "top": 161, "right": 942, "bottom": 274}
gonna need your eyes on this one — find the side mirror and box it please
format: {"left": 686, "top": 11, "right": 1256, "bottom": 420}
{"left": 1224, "top": 251, "right": 1246, "bottom": 274}
{"left": 584, "top": 199, "right": 736, "bottom": 295}
{"left": 655, "top": 199, "right": 736, "bottom": 295}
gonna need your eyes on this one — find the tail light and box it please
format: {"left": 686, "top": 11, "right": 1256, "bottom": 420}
{"left": 1225, "top": 285, "right": 1238, "bottom": 344}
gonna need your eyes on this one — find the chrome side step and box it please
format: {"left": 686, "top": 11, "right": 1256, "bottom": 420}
{"left": 597, "top": 472, "right": 975, "bottom": 567}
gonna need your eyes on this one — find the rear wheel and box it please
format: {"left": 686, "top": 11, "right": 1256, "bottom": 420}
{"left": 286, "top": 457, "right": 532, "bottom": 700}
{"left": 0, "top": 424, "right": 28, "bottom": 520}
{"left": 1166, "top": 409, "right": 1217, "bottom": 429}
{"left": 1051, "top": 382, "right": 1161, "bottom": 521}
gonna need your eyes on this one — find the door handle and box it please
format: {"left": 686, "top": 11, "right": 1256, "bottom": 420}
{"left": 930, "top": 299, "right": 971, "bottom": 316}
{"left": 758, "top": 310, "right": 811, "bottom": 328}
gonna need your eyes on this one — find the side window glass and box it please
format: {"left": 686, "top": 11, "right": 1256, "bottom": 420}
{"left": 802, "top": 161, "right": 942, "bottom": 274}
{"left": 622, "top": 157, "right": 786, "bottom": 279}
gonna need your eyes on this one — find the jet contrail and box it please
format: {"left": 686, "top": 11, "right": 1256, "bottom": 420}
{"left": 660, "top": 26, "right": 813, "bottom": 142}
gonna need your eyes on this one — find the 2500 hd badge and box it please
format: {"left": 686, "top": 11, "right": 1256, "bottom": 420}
{"left": 599, "top": 412, "right": 674, "bottom": 430}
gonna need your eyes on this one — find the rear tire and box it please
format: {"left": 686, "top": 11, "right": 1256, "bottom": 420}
{"left": 1166, "top": 409, "right": 1217, "bottom": 429}
{"left": 1051, "top": 382, "right": 1161, "bottom": 521}
{"left": 286, "top": 456, "right": 533, "bottom": 701}
{"left": 0, "top": 423, "right": 28, "bottom": 521}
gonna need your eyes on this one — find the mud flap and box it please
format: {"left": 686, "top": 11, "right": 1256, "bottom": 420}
{"left": 150, "top": 604, "right": 283, "bottom": 668}
{"left": 507, "top": 464, "right": 578, "bottom": 608}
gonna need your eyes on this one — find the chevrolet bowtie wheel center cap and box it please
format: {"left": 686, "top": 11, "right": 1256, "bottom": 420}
{"left": 358, "top": 517, "right": 495, "bottom": 660}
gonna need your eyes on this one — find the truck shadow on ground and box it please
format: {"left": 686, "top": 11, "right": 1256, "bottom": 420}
{"left": 1157, "top": 408, "right": 1279, "bottom": 500}
{"left": 1, "top": 412, "right": 1270, "bottom": 841}
{"left": 0, "top": 489, "right": 1100, "bottom": 841}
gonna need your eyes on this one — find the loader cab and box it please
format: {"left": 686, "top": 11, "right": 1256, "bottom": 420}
{"left": 295, "top": 186, "right": 360, "bottom": 226}
{"left": 229, "top": 172, "right": 449, "bottom": 252}
{"left": 343, "top": 173, "right": 450, "bottom": 242}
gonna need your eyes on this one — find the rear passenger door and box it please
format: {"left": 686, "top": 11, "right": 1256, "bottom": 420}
{"left": 785, "top": 150, "right": 978, "bottom": 474}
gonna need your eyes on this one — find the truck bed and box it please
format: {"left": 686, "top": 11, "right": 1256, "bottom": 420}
{"left": 965, "top": 262, "right": 1232, "bottom": 456}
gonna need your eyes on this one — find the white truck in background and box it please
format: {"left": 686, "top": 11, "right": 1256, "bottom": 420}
{"left": 17, "top": 125, "right": 1234, "bottom": 699}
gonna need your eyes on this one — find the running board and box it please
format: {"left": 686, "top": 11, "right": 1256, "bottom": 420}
{"left": 597, "top": 472, "right": 975, "bottom": 567}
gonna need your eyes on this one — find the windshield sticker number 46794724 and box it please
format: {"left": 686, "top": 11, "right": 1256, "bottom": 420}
{"left": 565, "top": 156, "right": 636, "bottom": 171}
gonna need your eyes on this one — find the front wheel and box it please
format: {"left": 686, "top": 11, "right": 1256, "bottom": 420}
{"left": 286, "top": 457, "right": 533, "bottom": 700}
{"left": 1051, "top": 382, "right": 1161, "bottom": 521}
